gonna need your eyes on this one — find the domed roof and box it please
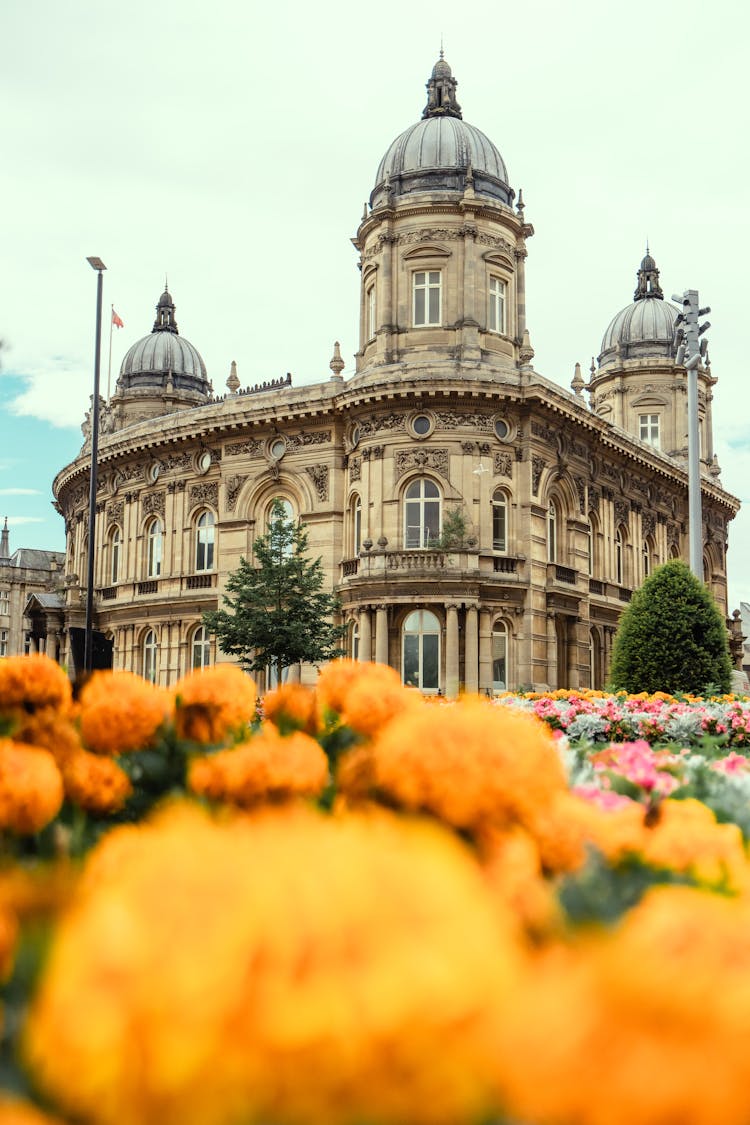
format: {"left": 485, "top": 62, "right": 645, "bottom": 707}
{"left": 370, "top": 56, "right": 513, "bottom": 209}
{"left": 118, "top": 288, "right": 209, "bottom": 398}
{"left": 598, "top": 251, "right": 679, "bottom": 365}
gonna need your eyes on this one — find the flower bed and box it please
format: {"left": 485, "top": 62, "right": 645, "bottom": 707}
{"left": 2, "top": 657, "right": 750, "bottom": 1125}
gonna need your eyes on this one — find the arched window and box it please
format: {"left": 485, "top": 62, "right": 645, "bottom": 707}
{"left": 143, "top": 629, "right": 158, "bottom": 684}
{"left": 267, "top": 498, "right": 295, "bottom": 558}
{"left": 402, "top": 609, "right": 440, "bottom": 692}
{"left": 492, "top": 621, "right": 508, "bottom": 692}
{"left": 547, "top": 501, "right": 557, "bottom": 563}
{"left": 351, "top": 494, "right": 362, "bottom": 557}
{"left": 615, "top": 527, "right": 624, "bottom": 585}
{"left": 195, "top": 510, "right": 215, "bottom": 572}
{"left": 642, "top": 538, "right": 651, "bottom": 579}
{"left": 110, "top": 527, "right": 121, "bottom": 584}
{"left": 351, "top": 620, "right": 360, "bottom": 661}
{"left": 404, "top": 479, "right": 441, "bottom": 549}
{"left": 492, "top": 490, "right": 507, "bottom": 552}
{"left": 191, "top": 624, "right": 211, "bottom": 670}
{"left": 146, "top": 517, "right": 163, "bottom": 578}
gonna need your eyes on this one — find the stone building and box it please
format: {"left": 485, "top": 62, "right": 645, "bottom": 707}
{"left": 49, "top": 55, "right": 739, "bottom": 693}
{"left": 0, "top": 519, "right": 66, "bottom": 659}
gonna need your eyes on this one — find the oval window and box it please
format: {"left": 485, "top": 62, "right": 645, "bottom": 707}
{"left": 413, "top": 415, "right": 431, "bottom": 436}
{"left": 270, "top": 438, "right": 286, "bottom": 460}
{"left": 495, "top": 419, "right": 509, "bottom": 440}
{"left": 148, "top": 463, "right": 160, "bottom": 483}
{"left": 198, "top": 451, "right": 212, "bottom": 473}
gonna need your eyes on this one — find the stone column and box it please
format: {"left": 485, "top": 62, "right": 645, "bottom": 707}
{"left": 515, "top": 246, "right": 527, "bottom": 338}
{"left": 546, "top": 610, "right": 558, "bottom": 691}
{"left": 358, "top": 606, "right": 372, "bottom": 663}
{"left": 375, "top": 604, "right": 389, "bottom": 665}
{"left": 445, "top": 603, "right": 459, "bottom": 698}
{"left": 464, "top": 605, "right": 479, "bottom": 694}
{"left": 479, "top": 607, "right": 492, "bottom": 694}
{"left": 286, "top": 663, "right": 301, "bottom": 684}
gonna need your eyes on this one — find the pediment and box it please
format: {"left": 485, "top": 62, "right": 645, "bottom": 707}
{"left": 402, "top": 244, "right": 452, "bottom": 261}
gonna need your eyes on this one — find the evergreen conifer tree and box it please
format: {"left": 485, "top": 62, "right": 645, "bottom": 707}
{"left": 203, "top": 498, "right": 346, "bottom": 683}
{"left": 609, "top": 559, "right": 732, "bottom": 695}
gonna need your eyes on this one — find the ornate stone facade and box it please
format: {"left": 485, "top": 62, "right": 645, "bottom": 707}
{"left": 47, "top": 56, "right": 740, "bottom": 693}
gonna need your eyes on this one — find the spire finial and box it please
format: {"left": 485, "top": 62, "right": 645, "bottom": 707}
{"left": 439, "top": 33, "right": 444, "bottom": 59}
{"left": 634, "top": 247, "right": 663, "bottom": 302}
{"left": 329, "top": 341, "right": 345, "bottom": 381}
{"left": 0, "top": 517, "right": 9, "bottom": 562}
{"left": 226, "top": 360, "right": 240, "bottom": 395}
{"left": 423, "top": 50, "right": 462, "bottom": 119}
{"left": 153, "top": 285, "right": 179, "bottom": 334}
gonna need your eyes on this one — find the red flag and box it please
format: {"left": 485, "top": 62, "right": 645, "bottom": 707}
{"left": 112, "top": 308, "right": 124, "bottom": 328}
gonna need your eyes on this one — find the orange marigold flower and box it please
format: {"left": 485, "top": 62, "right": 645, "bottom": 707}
{"left": 79, "top": 671, "right": 170, "bottom": 755}
{"left": 496, "top": 886, "right": 750, "bottom": 1125}
{"left": 339, "top": 697, "right": 566, "bottom": 833}
{"left": 0, "top": 740, "right": 64, "bottom": 835}
{"left": 316, "top": 659, "right": 420, "bottom": 738}
{"left": 188, "top": 726, "right": 328, "bottom": 808}
{"left": 0, "top": 904, "right": 19, "bottom": 981}
{"left": 0, "top": 654, "right": 72, "bottom": 716}
{"left": 26, "top": 801, "right": 518, "bottom": 1125}
{"left": 10, "top": 708, "right": 82, "bottom": 768}
{"left": 263, "top": 682, "right": 320, "bottom": 736}
{"left": 60, "top": 748, "right": 133, "bottom": 816}
{"left": 173, "top": 665, "right": 257, "bottom": 745}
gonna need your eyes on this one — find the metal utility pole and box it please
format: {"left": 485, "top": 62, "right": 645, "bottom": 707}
{"left": 672, "top": 289, "right": 710, "bottom": 580}
{"left": 84, "top": 257, "right": 107, "bottom": 674}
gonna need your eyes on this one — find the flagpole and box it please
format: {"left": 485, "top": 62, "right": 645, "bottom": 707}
{"left": 107, "top": 305, "right": 114, "bottom": 400}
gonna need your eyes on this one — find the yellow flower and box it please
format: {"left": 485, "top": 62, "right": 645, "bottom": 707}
{"left": 316, "top": 660, "right": 420, "bottom": 738}
{"left": 60, "top": 749, "right": 133, "bottom": 816}
{"left": 338, "top": 697, "right": 566, "bottom": 834}
{"left": 0, "top": 740, "right": 64, "bottom": 835}
{"left": 173, "top": 665, "right": 257, "bottom": 744}
{"left": 188, "top": 726, "right": 329, "bottom": 808}
{"left": 79, "top": 671, "right": 170, "bottom": 755}
{"left": 25, "top": 802, "right": 517, "bottom": 1125}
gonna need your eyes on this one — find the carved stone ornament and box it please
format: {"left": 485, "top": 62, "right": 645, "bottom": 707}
{"left": 642, "top": 511, "right": 656, "bottom": 539}
{"left": 372, "top": 445, "right": 385, "bottom": 459}
{"left": 574, "top": 476, "right": 586, "bottom": 514}
{"left": 571, "top": 441, "right": 589, "bottom": 459}
{"left": 531, "top": 421, "right": 558, "bottom": 445}
{"left": 286, "top": 431, "right": 332, "bottom": 452}
{"left": 107, "top": 500, "right": 124, "bottom": 525}
{"left": 361, "top": 448, "right": 371, "bottom": 462}
{"left": 476, "top": 231, "right": 514, "bottom": 255}
{"left": 189, "top": 482, "right": 219, "bottom": 510}
{"left": 531, "top": 456, "right": 545, "bottom": 495}
{"left": 667, "top": 522, "right": 680, "bottom": 547}
{"left": 161, "top": 451, "right": 193, "bottom": 472}
{"left": 142, "top": 491, "right": 166, "bottom": 519}
{"left": 394, "top": 448, "right": 450, "bottom": 482}
{"left": 225, "top": 474, "right": 249, "bottom": 512}
{"left": 349, "top": 456, "right": 361, "bottom": 482}
{"left": 305, "top": 464, "right": 330, "bottom": 502}
{"left": 225, "top": 438, "right": 263, "bottom": 458}
{"left": 461, "top": 441, "right": 475, "bottom": 454}
{"left": 359, "top": 414, "right": 405, "bottom": 436}
{"left": 494, "top": 451, "right": 512, "bottom": 478}
{"left": 398, "top": 228, "right": 462, "bottom": 246}
{"left": 434, "top": 409, "right": 493, "bottom": 432}
{"left": 614, "top": 498, "right": 630, "bottom": 527}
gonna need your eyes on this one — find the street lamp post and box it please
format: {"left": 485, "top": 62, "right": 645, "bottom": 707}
{"left": 84, "top": 256, "right": 106, "bottom": 674}
{"left": 672, "top": 289, "right": 710, "bottom": 580}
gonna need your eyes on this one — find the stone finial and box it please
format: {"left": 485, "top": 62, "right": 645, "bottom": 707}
{"left": 590, "top": 356, "right": 596, "bottom": 377}
{"left": 362, "top": 202, "right": 368, "bottom": 222}
{"left": 0, "top": 516, "right": 9, "bottom": 561}
{"left": 516, "top": 187, "right": 525, "bottom": 218}
{"left": 519, "top": 328, "right": 535, "bottom": 368}
{"left": 226, "top": 361, "right": 240, "bottom": 395}
{"left": 329, "top": 341, "right": 345, "bottom": 381}
{"left": 571, "top": 361, "right": 584, "bottom": 396}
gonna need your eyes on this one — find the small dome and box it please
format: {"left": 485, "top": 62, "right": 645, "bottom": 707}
{"left": 117, "top": 288, "right": 209, "bottom": 398}
{"left": 370, "top": 58, "right": 512, "bottom": 209}
{"left": 598, "top": 251, "right": 678, "bottom": 365}
{"left": 640, "top": 251, "right": 656, "bottom": 271}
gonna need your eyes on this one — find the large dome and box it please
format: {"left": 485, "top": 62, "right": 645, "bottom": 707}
{"left": 118, "top": 288, "right": 208, "bottom": 396}
{"left": 370, "top": 56, "right": 513, "bottom": 209}
{"left": 598, "top": 252, "right": 679, "bottom": 365}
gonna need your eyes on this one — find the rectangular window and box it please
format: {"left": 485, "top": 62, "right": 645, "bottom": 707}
{"left": 639, "top": 413, "right": 660, "bottom": 448}
{"left": 367, "top": 284, "right": 376, "bottom": 340}
{"left": 489, "top": 276, "right": 506, "bottom": 334}
{"left": 0, "top": 629, "right": 7, "bottom": 658}
{"left": 492, "top": 503, "right": 506, "bottom": 552}
{"left": 492, "top": 633, "right": 507, "bottom": 692}
{"left": 0, "top": 589, "right": 8, "bottom": 615}
{"left": 413, "top": 271, "right": 441, "bottom": 327}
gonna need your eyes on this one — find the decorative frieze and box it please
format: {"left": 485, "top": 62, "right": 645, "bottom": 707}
{"left": 142, "top": 491, "right": 166, "bottom": 519}
{"left": 305, "top": 464, "right": 329, "bottom": 502}
{"left": 359, "top": 414, "right": 405, "bottom": 436}
{"left": 286, "top": 430, "right": 331, "bottom": 452}
{"left": 349, "top": 456, "right": 361, "bottom": 482}
{"left": 494, "top": 452, "right": 513, "bottom": 477}
{"left": 160, "top": 451, "right": 192, "bottom": 472}
{"left": 107, "top": 500, "right": 124, "bottom": 525}
{"left": 225, "top": 438, "right": 263, "bottom": 457}
{"left": 394, "top": 448, "right": 450, "bottom": 481}
{"left": 531, "top": 421, "right": 557, "bottom": 445}
{"left": 189, "top": 482, "right": 219, "bottom": 510}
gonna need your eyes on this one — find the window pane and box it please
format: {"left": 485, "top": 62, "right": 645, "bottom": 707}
{"left": 492, "top": 631, "right": 507, "bottom": 690}
{"left": 428, "top": 285, "right": 440, "bottom": 324}
{"left": 428, "top": 272, "right": 440, "bottom": 285}
{"left": 493, "top": 502, "right": 506, "bottom": 551}
{"left": 414, "top": 287, "right": 425, "bottom": 325}
{"left": 424, "top": 500, "right": 440, "bottom": 545}
{"left": 403, "top": 635, "right": 420, "bottom": 687}
{"left": 423, "top": 480, "right": 439, "bottom": 498}
{"left": 422, "top": 634, "right": 439, "bottom": 690}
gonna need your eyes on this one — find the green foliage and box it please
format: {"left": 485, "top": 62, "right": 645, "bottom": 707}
{"left": 431, "top": 506, "right": 468, "bottom": 549}
{"left": 203, "top": 498, "right": 346, "bottom": 682}
{"left": 559, "top": 848, "right": 700, "bottom": 926}
{"left": 609, "top": 559, "right": 732, "bottom": 695}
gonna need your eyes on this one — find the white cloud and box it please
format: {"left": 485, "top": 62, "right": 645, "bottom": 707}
{"left": 5, "top": 516, "right": 44, "bottom": 526}
{"left": 0, "top": 488, "right": 41, "bottom": 496}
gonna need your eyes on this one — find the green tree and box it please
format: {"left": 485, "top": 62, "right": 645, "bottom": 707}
{"left": 609, "top": 559, "right": 732, "bottom": 695}
{"left": 203, "top": 498, "right": 347, "bottom": 683}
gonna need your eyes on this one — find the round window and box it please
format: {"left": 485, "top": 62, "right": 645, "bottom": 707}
{"left": 197, "top": 451, "right": 212, "bottom": 473}
{"left": 270, "top": 438, "right": 286, "bottom": 460}
{"left": 148, "top": 463, "right": 160, "bottom": 483}
{"left": 495, "top": 418, "right": 509, "bottom": 440}
{"left": 351, "top": 426, "right": 360, "bottom": 449}
{"left": 413, "top": 415, "right": 431, "bottom": 436}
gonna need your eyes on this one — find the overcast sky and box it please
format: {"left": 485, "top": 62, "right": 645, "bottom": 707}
{"left": 2, "top": 0, "right": 748, "bottom": 608}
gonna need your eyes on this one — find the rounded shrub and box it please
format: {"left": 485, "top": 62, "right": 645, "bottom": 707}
{"left": 609, "top": 559, "right": 732, "bottom": 695}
